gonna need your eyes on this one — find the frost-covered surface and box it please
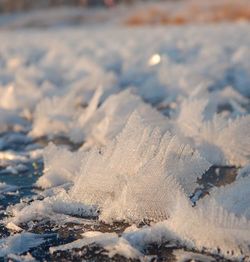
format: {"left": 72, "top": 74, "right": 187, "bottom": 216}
{"left": 1, "top": 23, "right": 250, "bottom": 261}
{"left": 0, "top": 232, "right": 46, "bottom": 256}
{"left": 200, "top": 173, "right": 250, "bottom": 219}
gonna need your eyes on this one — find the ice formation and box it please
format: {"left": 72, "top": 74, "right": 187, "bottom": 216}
{"left": 0, "top": 233, "right": 46, "bottom": 256}
{"left": 70, "top": 112, "right": 210, "bottom": 222}
{"left": 1, "top": 22, "right": 250, "bottom": 260}
{"left": 36, "top": 143, "right": 85, "bottom": 188}
{"left": 7, "top": 188, "right": 97, "bottom": 226}
{"left": 173, "top": 249, "right": 213, "bottom": 262}
{"left": 7, "top": 253, "right": 36, "bottom": 262}
{"left": 0, "top": 182, "right": 18, "bottom": 195}
{"left": 69, "top": 89, "right": 170, "bottom": 146}
{"left": 200, "top": 174, "right": 250, "bottom": 219}
{"left": 0, "top": 108, "right": 28, "bottom": 133}
{"left": 46, "top": 195, "right": 250, "bottom": 259}
{"left": 50, "top": 231, "right": 142, "bottom": 259}
{"left": 176, "top": 96, "right": 250, "bottom": 166}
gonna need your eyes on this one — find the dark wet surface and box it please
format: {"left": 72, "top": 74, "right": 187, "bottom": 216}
{"left": 192, "top": 165, "right": 239, "bottom": 203}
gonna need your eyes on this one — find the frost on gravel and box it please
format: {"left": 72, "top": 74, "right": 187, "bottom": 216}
{"left": 1, "top": 24, "right": 250, "bottom": 260}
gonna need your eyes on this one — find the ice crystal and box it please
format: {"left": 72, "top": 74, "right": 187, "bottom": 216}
{"left": 120, "top": 195, "right": 250, "bottom": 259}
{"left": 8, "top": 189, "right": 97, "bottom": 225}
{"left": 70, "top": 89, "right": 170, "bottom": 146}
{"left": 70, "top": 111, "right": 210, "bottom": 222}
{"left": 36, "top": 143, "right": 85, "bottom": 189}
{"left": 200, "top": 175, "right": 250, "bottom": 219}
{"left": 176, "top": 97, "right": 250, "bottom": 166}
{"left": 0, "top": 233, "right": 46, "bottom": 256}
{"left": 30, "top": 92, "right": 79, "bottom": 138}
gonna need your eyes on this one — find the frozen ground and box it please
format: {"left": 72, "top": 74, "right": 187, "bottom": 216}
{"left": 1, "top": 19, "right": 250, "bottom": 261}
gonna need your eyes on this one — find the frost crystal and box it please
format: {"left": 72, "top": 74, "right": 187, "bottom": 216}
{"left": 30, "top": 92, "right": 81, "bottom": 138}
{"left": 70, "top": 111, "right": 210, "bottom": 222}
{"left": 200, "top": 174, "right": 250, "bottom": 219}
{"left": 0, "top": 233, "right": 46, "bottom": 256}
{"left": 36, "top": 143, "right": 85, "bottom": 189}
{"left": 1, "top": 23, "right": 250, "bottom": 261}
{"left": 176, "top": 97, "right": 250, "bottom": 166}
{"left": 70, "top": 89, "right": 170, "bottom": 146}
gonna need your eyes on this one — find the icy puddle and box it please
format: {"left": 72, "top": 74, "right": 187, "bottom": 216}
{"left": 1, "top": 24, "right": 250, "bottom": 261}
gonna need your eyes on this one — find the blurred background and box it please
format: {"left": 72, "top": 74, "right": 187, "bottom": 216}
{"left": 0, "top": 0, "right": 249, "bottom": 29}
{"left": 0, "top": 0, "right": 138, "bottom": 11}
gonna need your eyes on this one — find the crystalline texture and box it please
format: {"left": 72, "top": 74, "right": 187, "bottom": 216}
{"left": 177, "top": 97, "right": 250, "bottom": 166}
{"left": 70, "top": 111, "right": 211, "bottom": 222}
{"left": 36, "top": 143, "right": 86, "bottom": 189}
{"left": 70, "top": 89, "right": 170, "bottom": 146}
